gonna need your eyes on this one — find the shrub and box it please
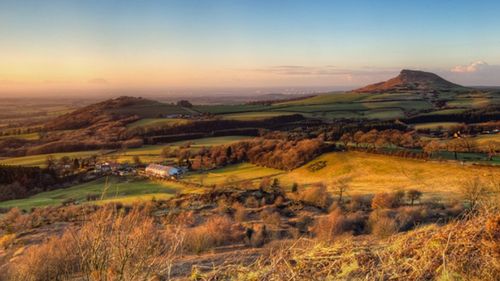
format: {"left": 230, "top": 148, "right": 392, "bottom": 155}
{"left": 395, "top": 207, "right": 423, "bottom": 231}
{"left": 216, "top": 198, "right": 232, "bottom": 214}
{"left": 295, "top": 215, "right": 313, "bottom": 233}
{"left": 249, "top": 224, "right": 267, "bottom": 247}
{"left": 313, "top": 209, "right": 366, "bottom": 241}
{"left": 371, "top": 192, "right": 403, "bottom": 209}
{"left": 274, "top": 196, "right": 285, "bottom": 206}
{"left": 0, "top": 208, "right": 28, "bottom": 233}
{"left": 183, "top": 215, "right": 240, "bottom": 254}
{"left": 260, "top": 209, "right": 281, "bottom": 227}
{"left": 245, "top": 196, "right": 259, "bottom": 208}
{"left": 368, "top": 210, "right": 398, "bottom": 238}
{"left": 8, "top": 206, "right": 183, "bottom": 281}
{"left": 0, "top": 233, "right": 16, "bottom": 249}
{"left": 347, "top": 195, "right": 373, "bottom": 212}
{"left": 232, "top": 202, "right": 247, "bottom": 222}
{"left": 406, "top": 189, "right": 423, "bottom": 205}
{"left": 7, "top": 232, "right": 79, "bottom": 281}
{"left": 297, "top": 184, "right": 331, "bottom": 210}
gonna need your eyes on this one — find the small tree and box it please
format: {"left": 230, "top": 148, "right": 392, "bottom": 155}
{"left": 423, "top": 140, "right": 440, "bottom": 159}
{"left": 339, "top": 133, "right": 353, "bottom": 149}
{"left": 270, "top": 178, "right": 281, "bottom": 193}
{"left": 332, "top": 176, "right": 351, "bottom": 205}
{"left": 406, "top": 189, "right": 422, "bottom": 205}
{"left": 460, "top": 177, "right": 489, "bottom": 209}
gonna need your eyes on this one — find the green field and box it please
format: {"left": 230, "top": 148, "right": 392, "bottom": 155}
{"left": 181, "top": 162, "right": 284, "bottom": 187}
{"left": 180, "top": 151, "right": 500, "bottom": 199}
{"left": 193, "top": 104, "right": 271, "bottom": 114}
{"left": 413, "top": 122, "right": 463, "bottom": 130}
{"left": 0, "top": 176, "right": 201, "bottom": 210}
{"left": 0, "top": 150, "right": 111, "bottom": 167}
{"left": 108, "top": 99, "right": 192, "bottom": 118}
{"left": 274, "top": 92, "right": 370, "bottom": 106}
{"left": 220, "top": 111, "right": 297, "bottom": 121}
{"left": 126, "top": 118, "right": 190, "bottom": 129}
{"left": 107, "top": 136, "right": 253, "bottom": 163}
{"left": 0, "top": 132, "right": 40, "bottom": 141}
{"left": 193, "top": 89, "right": 499, "bottom": 122}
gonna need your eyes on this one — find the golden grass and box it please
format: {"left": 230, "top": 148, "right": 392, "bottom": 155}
{"left": 279, "top": 152, "right": 500, "bottom": 199}
{"left": 202, "top": 212, "right": 500, "bottom": 280}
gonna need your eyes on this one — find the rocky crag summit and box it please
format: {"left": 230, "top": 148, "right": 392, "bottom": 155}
{"left": 354, "top": 69, "right": 469, "bottom": 93}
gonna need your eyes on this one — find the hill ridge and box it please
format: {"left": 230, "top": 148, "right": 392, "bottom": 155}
{"left": 353, "top": 69, "right": 468, "bottom": 93}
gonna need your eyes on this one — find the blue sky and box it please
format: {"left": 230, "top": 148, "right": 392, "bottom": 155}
{"left": 1, "top": 0, "right": 500, "bottom": 95}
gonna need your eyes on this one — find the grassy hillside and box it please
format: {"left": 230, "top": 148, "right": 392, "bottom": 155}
{"left": 179, "top": 151, "right": 499, "bottom": 200}
{"left": 107, "top": 136, "right": 254, "bottom": 163}
{"left": 279, "top": 151, "right": 500, "bottom": 198}
{"left": 181, "top": 162, "right": 284, "bottom": 186}
{"left": 219, "top": 111, "right": 297, "bottom": 121}
{"left": 107, "top": 99, "right": 192, "bottom": 118}
{"left": 0, "top": 132, "right": 40, "bottom": 141}
{"left": 126, "top": 118, "right": 190, "bottom": 129}
{"left": 0, "top": 150, "right": 110, "bottom": 167}
{"left": 261, "top": 83, "right": 500, "bottom": 122}
{"left": 0, "top": 176, "right": 201, "bottom": 210}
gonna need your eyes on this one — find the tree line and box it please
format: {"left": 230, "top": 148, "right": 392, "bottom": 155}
{"left": 173, "top": 137, "right": 328, "bottom": 171}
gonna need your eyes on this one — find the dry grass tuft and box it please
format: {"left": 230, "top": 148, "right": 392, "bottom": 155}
{"left": 6, "top": 206, "right": 183, "bottom": 281}
{"left": 201, "top": 211, "right": 500, "bottom": 280}
{"left": 183, "top": 215, "right": 241, "bottom": 254}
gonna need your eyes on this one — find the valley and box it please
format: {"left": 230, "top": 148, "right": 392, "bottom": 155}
{"left": 0, "top": 70, "right": 499, "bottom": 280}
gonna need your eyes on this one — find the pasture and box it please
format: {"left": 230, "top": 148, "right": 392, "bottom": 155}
{"left": 279, "top": 151, "right": 500, "bottom": 199}
{"left": 181, "top": 163, "right": 284, "bottom": 187}
{"left": 126, "top": 118, "right": 190, "bottom": 129}
{"left": 0, "top": 132, "right": 40, "bottom": 141}
{"left": 220, "top": 111, "right": 296, "bottom": 121}
{"left": 0, "top": 150, "right": 110, "bottom": 167}
{"left": 180, "top": 151, "right": 499, "bottom": 199}
{"left": 0, "top": 176, "right": 201, "bottom": 210}
{"left": 413, "top": 122, "right": 463, "bottom": 130}
{"left": 107, "top": 99, "right": 192, "bottom": 118}
{"left": 107, "top": 136, "right": 253, "bottom": 163}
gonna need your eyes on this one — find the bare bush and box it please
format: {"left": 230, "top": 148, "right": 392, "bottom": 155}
{"left": 232, "top": 202, "right": 247, "bottom": 222}
{"left": 245, "top": 196, "right": 259, "bottom": 208}
{"left": 7, "top": 232, "right": 79, "bottom": 281}
{"left": 8, "top": 206, "right": 183, "bottom": 281}
{"left": 368, "top": 210, "right": 399, "bottom": 238}
{"left": 460, "top": 177, "right": 489, "bottom": 209}
{"left": 296, "top": 184, "right": 332, "bottom": 209}
{"left": 210, "top": 212, "right": 500, "bottom": 280}
{"left": 183, "top": 215, "right": 240, "bottom": 254}
{"left": 313, "top": 209, "right": 366, "bottom": 241}
{"left": 371, "top": 192, "right": 403, "bottom": 209}
{"left": 347, "top": 195, "right": 373, "bottom": 212}
{"left": 260, "top": 209, "right": 282, "bottom": 227}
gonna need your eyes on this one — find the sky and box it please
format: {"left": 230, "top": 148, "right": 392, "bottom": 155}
{"left": 1, "top": 0, "right": 500, "bottom": 96}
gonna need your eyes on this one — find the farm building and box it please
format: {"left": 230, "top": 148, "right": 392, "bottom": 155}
{"left": 145, "top": 164, "right": 181, "bottom": 178}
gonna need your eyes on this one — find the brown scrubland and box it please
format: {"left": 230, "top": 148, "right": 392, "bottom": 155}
{"left": 0, "top": 176, "right": 498, "bottom": 281}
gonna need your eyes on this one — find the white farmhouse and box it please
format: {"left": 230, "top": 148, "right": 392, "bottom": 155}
{"left": 145, "top": 164, "right": 181, "bottom": 178}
